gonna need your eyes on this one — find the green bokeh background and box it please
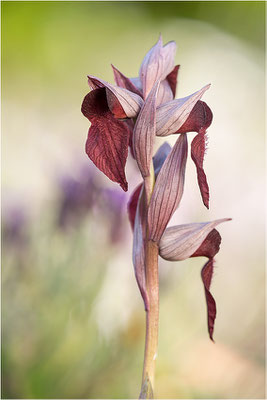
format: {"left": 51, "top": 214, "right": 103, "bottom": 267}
{"left": 2, "top": 1, "right": 265, "bottom": 399}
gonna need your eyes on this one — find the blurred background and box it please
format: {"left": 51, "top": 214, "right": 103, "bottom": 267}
{"left": 1, "top": 1, "right": 265, "bottom": 398}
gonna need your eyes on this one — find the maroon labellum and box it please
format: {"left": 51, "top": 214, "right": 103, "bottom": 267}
{"left": 159, "top": 220, "right": 231, "bottom": 340}
{"left": 81, "top": 88, "right": 131, "bottom": 191}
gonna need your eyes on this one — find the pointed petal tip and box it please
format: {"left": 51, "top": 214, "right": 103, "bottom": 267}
{"left": 121, "top": 182, "right": 128, "bottom": 192}
{"left": 202, "top": 83, "right": 211, "bottom": 93}
{"left": 219, "top": 217, "right": 232, "bottom": 223}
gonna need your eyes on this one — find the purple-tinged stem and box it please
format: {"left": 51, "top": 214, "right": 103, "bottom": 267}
{"left": 139, "top": 239, "right": 159, "bottom": 399}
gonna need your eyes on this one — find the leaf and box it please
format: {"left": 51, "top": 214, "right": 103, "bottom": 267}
{"left": 148, "top": 134, "right": 188, "bottom": 243}
{"left": 133, "top": 81, "right": 160, "bottom": 178}
{"left": 81, "top": 88, "right": 131, "bottom": 191}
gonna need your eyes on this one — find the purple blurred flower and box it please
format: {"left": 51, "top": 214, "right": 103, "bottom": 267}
{"left": 57, "top": 163, "right": 128, "bottom": 243}
{"left": 57, "top": 164, "right": 99, "bottom": 229}
{"left": 3, "top": 204, "right": 28, "bottom": 249}
{"left": 100, "top": 188, "right": 127, "bottom": 244}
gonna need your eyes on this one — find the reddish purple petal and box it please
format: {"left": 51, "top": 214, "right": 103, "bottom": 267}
{"left": 105, "top": 89, "right": 128, "bottom": 119}
{"left": 111, "top": 64, "right": 143, "bottom": 97}
{"left": 82, "top": 89, "right": 131, "bottom": 191}
{"left": 81, "top": 87, "right": 109, "bottom": 118}
{"left": 191, "top": 229, "right": 223, "bottom": 341}
{"left": 191, "top": 132, "right": 210, "bottom": 208}
{"left": 201, "top": 259, "right": 216, "bottom": 341}
{"left": 166, "top": 65, "right": 180, "bottom": 98}
{"left": 125, "top": 118, "right": 135, "bottom": 159}
{"left": 127, "top": 183, "right": 142, "bottom": 230}
{"left": 177, "top": 101, "right": 213, "bottom": 209}
{"left": 192, "top": 229, "right": 222, "bottom": 259}
{"left": 177, "top": 100, "right": 213, "bottom": 134}
{"left": 88, "top": 75, "right": 144, "bottom": 118}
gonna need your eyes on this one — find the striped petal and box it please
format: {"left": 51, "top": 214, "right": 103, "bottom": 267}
{"left": 87, "top": 75, "right": 143, "bottom": 118}
{"left": 147, "top": 134, "right": 188, "bottom": 243}
{"left": 156, "top": 84, "right": 210, "bottom": 136}
{"left": 133, "top": 81, "right": 160, "bottom": 178}
{"left": 159, "top": 219, "right": 231, "bottom": 261}
{"left": 139, "top": 36, "right": 177, "bottom": 99}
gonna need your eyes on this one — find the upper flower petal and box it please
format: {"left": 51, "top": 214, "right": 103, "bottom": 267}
{"left": 159, "top": 219, "right": 231, "bottom": 261}
{"left": 156, "top": 79, "right": 174, "bottom": 107}
{"left": 139, "top": 36, "right": 177, "bottom": 99}
{"left": 133, "top": 81, "right": 160, "bottom": 178}
{"left": 156, "top": 84, "right": 210, "bottom": 136}
{"left": 87, "top": 75, "right": 144, "bottom": 118}
{"left": 147, "top": 134, "right": 188, "bottom": 243}
{"left": 161, "top": 40, "right": 177, "bottom": 75}
{"left": 111, "top": 64, "right": 143, "bottom": 97}
{"left": 82, "top": 88, "right": 131, "bottom": 191}
{"left": 156, "top": 64, "right": 180, "bottom": 106}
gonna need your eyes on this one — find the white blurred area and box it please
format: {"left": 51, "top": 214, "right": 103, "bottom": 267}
{"left": 3, "top": 16, "right": 265, "bottom": 399}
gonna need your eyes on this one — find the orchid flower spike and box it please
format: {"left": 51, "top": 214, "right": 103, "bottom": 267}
{"left": 82, "top": 35, "right": 231, "bottom": 399}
